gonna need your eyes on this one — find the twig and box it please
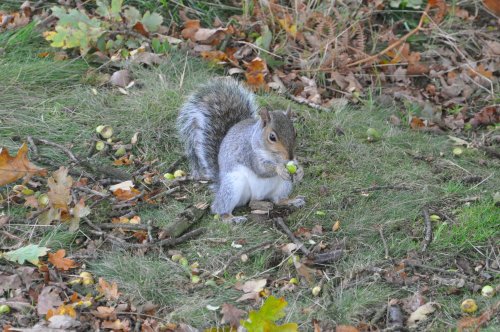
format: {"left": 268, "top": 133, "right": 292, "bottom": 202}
{"left": 148, "top": 186, "right": 180, "bottom": 201}
{"left": 312, "top": 250, "right": 343, "bottom": 265}
{"left": 378, "top": 225, "right": 390, "bottom": 259}
{"left": 109, "top": 228, "right": 205, "bottom": 248}
{"left": 347, "top": 4, "right": 431, "bottom": 68}
{"left": 403, "top": 259, "right": 469, "bottom": 279}
{"left": 211, "top": 241, "right": 273, "bottom": 277}
{"left": 73, "top": 186, "right": 109, "bottom": 198}
{"left": 98, "top": 223, "right": 151, "bottom": 231}
{"left": 274, "top": 217, "right": 310, "bottom": 256}
{"left": 421, "top": 208, "right": 432, "bottom": 252}
{"left": 32, "top": 137, "right": 80, "bottom": 163}
{"left": 352, "top": 185, "right": 410, "bottom": 193}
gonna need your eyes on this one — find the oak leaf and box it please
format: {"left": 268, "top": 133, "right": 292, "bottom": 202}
{"left": 0, "top": 143, "right": 46, "bottom": 186}
{"left": 48, "top": 249, "right": 77, "bottom": 271}
{"left": 98, "top": 277, "right": 120, "bottom": 300}
{"left": 47, "top": 167, "right": 73, "bottom": 212}
{"left": 221, "top": 303, "right": 246, "bottom": 328}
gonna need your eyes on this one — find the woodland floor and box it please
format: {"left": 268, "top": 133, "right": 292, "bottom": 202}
{"left": 1, "top": 21, "right": 499, "bottom": 332}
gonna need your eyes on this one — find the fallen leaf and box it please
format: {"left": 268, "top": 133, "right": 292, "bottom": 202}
{"left": 93, "top": 306, "right": 116, "bottom": 320}
{"left": 3, "top": 244, "right": 49, "bottom": 265}
{"left": 221, "top": 303, "right": 246, "bottom": 328}
{"left": 0, "top": 143, "right": 46, "bottom": 186}
{"left": 102, "top": 319, "right": 128, "bottom": 330}
{"left": 332, "top": 220, "right": 341, "bottom": 232}
{"left": 109, "top": 180, "right": 134, "bottom": 192}
{"left": 48, "top": 314, "right": 81, "bottom": 329}
{"left": 245, "top": 57, "right": 268, "bottom": 90}
{"left": 407, "top": 302, "right": 439, "bottom": 328}
{"left": 48, "top": 249, "right": 77, "bottom": 271}
{"left": 37, "top": 286, "right": 64, "bottom": 315}
{"left": 110, "top": 69, "right": 131, "bottom": 88}
{"left": 236, "top": 279, "right": 267, "bottom": 293}
{"left": 47, "top": 166, "right": 73, "bottom": 212}
{"left": 69, "top": 198, "right": 91, "bottom": 232}
{"left": 98, "top": 277, "right": 120, "bottom": 301}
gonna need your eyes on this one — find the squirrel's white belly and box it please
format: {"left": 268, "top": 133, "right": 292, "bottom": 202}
{"left": 231, "top": 165, "right": 284, "bottom": 206}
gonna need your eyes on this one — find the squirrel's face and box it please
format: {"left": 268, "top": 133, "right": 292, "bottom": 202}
{"left": 260, "top": 109, "right": 296, "bottom": 162}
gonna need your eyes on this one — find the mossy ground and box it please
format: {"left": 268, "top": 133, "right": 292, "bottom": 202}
{"left": 1, "top": 25, "right": 499, "bottom": 330}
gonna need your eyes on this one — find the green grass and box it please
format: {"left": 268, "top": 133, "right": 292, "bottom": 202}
{"left": 1, "top": 25, "right": 499, "bottom": 330}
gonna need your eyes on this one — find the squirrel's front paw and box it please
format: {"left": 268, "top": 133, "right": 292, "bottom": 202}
{"left": 276, "top": 164, "right": 292, "bottom": 181}
{"left": 292, "top": 165, "right": 304, "bottom": 183}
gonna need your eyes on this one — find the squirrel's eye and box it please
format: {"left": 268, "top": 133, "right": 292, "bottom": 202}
{"left": 269, "top": 133, "right": 277, "bottom": 142}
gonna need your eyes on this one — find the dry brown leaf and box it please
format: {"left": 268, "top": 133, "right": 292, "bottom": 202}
{"left": 221, "top": 303, "right": 246, "bottom": 328}
{"left": 133, "top": 21, "right": 149, "bottom": 37}
{"left": 48, "top": 249, "right": 77, "bottom": 271}
{"left": 407, "top": 302, "right": 439, "bottom": 328}
{"left": 181, "top": 19, "right": 201, "bottom": 40}
{"left": 92, "top": 306, "right": 117, "bottom": 320}
{"left": 102, "top": 319, "right": 128, "bottom": 330}
{"left": 37, "top": 286, "right": 64, "bottom": 315}
{"left": 47, "top": 166, "right": 73, "bottom": 212}
{"left": 113, "top": 187, "right": 141, "bottom": 201}
{"left": 98, "top": 277, "right": 120, "bottom": 301}
{"left": 482, "top": 0, "right": 500, "bottom": 17}
{"left": 245, "top": 57, "right": 268, "bottom": 90}
{"left": 0, "top": 143, "right": 46, "bottom": 186}
{"left": 236, "top": 279, "right": 267, "bottom": 293}
{"left": 110, "top": 69, "right": 131, "bottom": 88}
{"left": 410, "top": 116, "right": 426, "bottom": 129}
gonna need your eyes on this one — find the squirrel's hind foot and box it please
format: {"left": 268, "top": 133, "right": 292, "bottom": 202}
{"left": 219, "top": 214, "right": 248, "bottom": 224}
{"left": 276, "top": 196, "right": 306, "bottom": 208}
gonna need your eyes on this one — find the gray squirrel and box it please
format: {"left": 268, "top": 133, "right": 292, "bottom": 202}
{"left": 177, "top": 78, "right": 304, "bottom": 222}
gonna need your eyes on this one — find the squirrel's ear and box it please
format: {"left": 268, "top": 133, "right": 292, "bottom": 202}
{"left": 260, "top": 108, "right": 271, "bottom": 127}
{"left": 285, "top": 105, "right": 292, "bottom": 118}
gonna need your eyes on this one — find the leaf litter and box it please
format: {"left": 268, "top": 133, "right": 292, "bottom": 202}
{"left": 1, "top": 0, "right": 499, "bottom": 331}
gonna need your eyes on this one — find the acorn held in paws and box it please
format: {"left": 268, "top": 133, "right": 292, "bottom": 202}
{"left": 286, "top": 161, "right": 297, "bottom": 174}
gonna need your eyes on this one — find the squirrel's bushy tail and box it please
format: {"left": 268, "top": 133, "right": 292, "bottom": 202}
{"left": 177, "top": 78, "right": 257, "bottom": 182}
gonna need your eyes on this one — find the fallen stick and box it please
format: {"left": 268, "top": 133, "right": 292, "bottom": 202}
{"left": 160, "top": 202, "right": 208, "bottom": 238}
{"left": 312, "top": 249, "right": 343, "bottom": 265}
{"left": 274, "top": 217, "right": 310, "bottom": 256}
{"left": 352, "top": 185, "right": 410, "bottom": 193}
{"left": 32, "top": 137, "right": 80, "bottom": 163}
{"left": 115, "top": 228, "right": 206, "bottom": 249}
{"left": 98, "top": 223, "right": 151, "bottom": 231}
{"left": 421, "top": 208, "right": 432, "bottom": 252}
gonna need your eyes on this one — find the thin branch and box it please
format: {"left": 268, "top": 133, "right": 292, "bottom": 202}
{"left": 274, "top": 217, "right": 310, "bottom": 256}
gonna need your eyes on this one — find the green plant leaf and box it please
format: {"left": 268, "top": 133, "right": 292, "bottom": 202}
{"left": 2, "top": 244, "right": 49, "bottom": 265}
{"left": 123, "top": 6, "right": 141, "bottom": 26}
{"left": 241, "top": 296, "right": 298, "bottom": 332}
{"left": 141, "top": 11, "right": 163, "bottom": 32}
{"left": 111, "top": 0, "right": 123, "bottom": 16}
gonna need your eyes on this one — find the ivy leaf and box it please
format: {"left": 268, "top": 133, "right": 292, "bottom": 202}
{"left": 141, "top": 11, "right": 163, "bottom": 32}
{"left": 3, "top": 244, "right": 49, "bottom": 265}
